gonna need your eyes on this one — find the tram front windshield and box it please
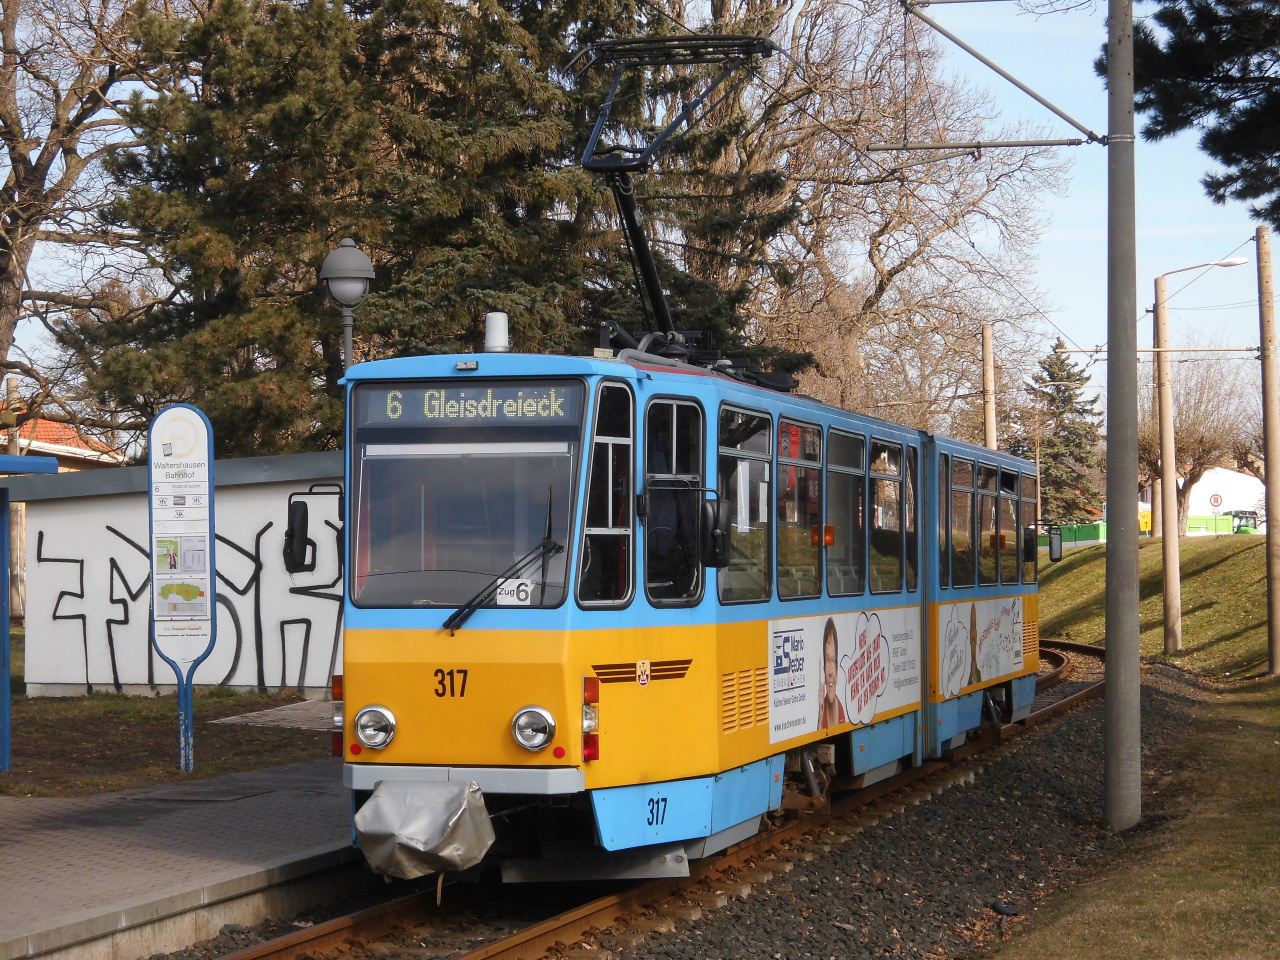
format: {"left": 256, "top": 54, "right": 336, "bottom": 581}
{"left": 350, "top": 380, "right": 583, "bottom": 608}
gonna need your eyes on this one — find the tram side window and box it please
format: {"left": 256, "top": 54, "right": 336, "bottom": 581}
{"left": 827, "top": 430, "right": 865, "bottom": 596}
{"left": 938, "top": 454, "right": 950, "bottom": 589}
{"left": 777, "top": 421, "right": 823, "bottom": 599}
{"left": 977, "top": 465, "right": 998, "bottom": 586}
{"left": 578, "top": 384, "right": 633, "bottom": 606}
{"left": 951, "top": 458, "right": 975, "bottom": 587}
{"left": 869, "top": 441, "right": 903, "bottom": 593}
{"left": 645, "top": 400, "right": 704, "bottom": 604}
{"left": 905, "top": 446, "right": 919, "bottom": 592}
{"left": 999, "top": 469, "right": 1020, "bottom": 584}
{"left": 718, "top": 408, "right": 772, "bottom": 603}
{"left": 1022, "top": 473, "right": 1038, "bottom": 584}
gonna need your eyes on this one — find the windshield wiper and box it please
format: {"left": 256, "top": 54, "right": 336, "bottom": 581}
{"left": 441, "top": 538, "right": 563, "bottom": 635}
{"left": 442, "top": 486, "right": 563, "bottom": 634}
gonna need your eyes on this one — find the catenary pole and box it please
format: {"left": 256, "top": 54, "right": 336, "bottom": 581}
{"left": 1150, "top": 326, "right": 1162, "bottom": 538}
{"left": 1105, "top": 0, "right": 1142, "bottom": 831}
{"left": 982, "top": 323, "right": 998, "bottom": 450}
{"left": 1154, "top": 276, "right": 1182, "bottom": 653}
{"left": 1257, "top": 226, "right": 1280, "bottom": 676}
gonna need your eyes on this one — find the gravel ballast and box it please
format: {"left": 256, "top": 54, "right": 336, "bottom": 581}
{"left": 615, "top": 661, "right": 1199, "bottom": 960}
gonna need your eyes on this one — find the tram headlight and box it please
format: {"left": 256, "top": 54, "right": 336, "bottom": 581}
{"left": 511, "top": 706, "right": 556, "bottom": 751}
{"left": 582, "top": 703, "right": 599, "bottom": 735}
{"left": 354, "top": 705, "right": 396, "bottom": 749}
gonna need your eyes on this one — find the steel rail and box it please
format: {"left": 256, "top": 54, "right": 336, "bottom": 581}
{"left": 215, "top": 642, "right": 1105, "bottom": 960}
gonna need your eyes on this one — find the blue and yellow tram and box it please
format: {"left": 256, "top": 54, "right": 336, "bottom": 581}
{"left": 326, "top": 344, "right": 1040, "bottom": 882}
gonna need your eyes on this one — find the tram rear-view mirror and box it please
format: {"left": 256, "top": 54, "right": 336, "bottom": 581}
{"left": 284, "top": 499, "right": 316, "bottom": 573}
{"left": 701, "top": 499, "right": 732, "bottom": 568}
{"left": 1048, "top": 525, "right": 1063, "bottom": 563}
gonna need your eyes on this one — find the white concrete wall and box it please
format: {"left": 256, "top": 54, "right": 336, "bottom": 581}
{"left": 24, "top": 478, "right": 343, "bottom": 697}
{"left": 1184, "top": 466, "right": 1265, "bottom": 521}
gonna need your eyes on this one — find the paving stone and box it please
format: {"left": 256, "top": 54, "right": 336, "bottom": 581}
{"left": 0, "top": 759, "right": 350, "bottom": 949}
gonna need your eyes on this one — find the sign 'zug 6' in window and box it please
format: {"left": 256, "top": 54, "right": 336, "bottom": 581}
{"left": 355, "top": 382, "right": 584, "bottom": 428}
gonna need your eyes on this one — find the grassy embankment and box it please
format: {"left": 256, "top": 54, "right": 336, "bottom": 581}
{"left": 989, "top": 535, "right": 1280, "bottom": 958}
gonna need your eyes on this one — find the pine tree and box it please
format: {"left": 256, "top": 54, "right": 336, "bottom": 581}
{"left": 1103, "top": 0, "right": 1280, "bottom": 226}
{"left": 1022, "top": 340, "right": 1105, "bottom": 524}
{"left": 57, "top": 0, "right": 809, "bottom": 454}
{"left": 59, "top": 0, "right": 380, "bottom": 455}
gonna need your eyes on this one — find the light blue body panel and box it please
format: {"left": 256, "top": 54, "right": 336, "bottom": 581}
{"left": 591, "top": 755, "right": 783, "bottom": 851}
{"left": 933, "top": 690, "right": 985, "bottom": 746}
{"left": 1011, "top": 672, "right": 1037, "bottom": 712}
{"left": 850, "top": 711, "right": 917, "bottom": 775}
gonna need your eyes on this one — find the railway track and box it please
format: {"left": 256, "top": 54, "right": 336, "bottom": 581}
{"left": 214, "top": 641, "right": 1105, "bottom": 960}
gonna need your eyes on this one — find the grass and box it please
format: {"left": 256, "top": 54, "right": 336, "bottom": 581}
{"left": 2, "top": 623, "right": 330, "bottom": 797}
{"left": 988, "top": 675, "right": 1280, "bottom": 959}
{"left": 984, "top": 537, "right": 1280, "bottom": 958}
{"left": 1038, "top": 534, "right": 1270, "bottom": 677}
{"left": 1, "top": 688, "right": 331, "bottom": 797}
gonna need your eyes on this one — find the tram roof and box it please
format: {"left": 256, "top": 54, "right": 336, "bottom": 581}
{"left": 343, "top": 352, "right": 1033, "bottom": 470}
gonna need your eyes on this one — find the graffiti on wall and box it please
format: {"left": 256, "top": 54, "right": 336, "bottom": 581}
{"left": 26, "top": 481, "right": 344, "bottom": 695}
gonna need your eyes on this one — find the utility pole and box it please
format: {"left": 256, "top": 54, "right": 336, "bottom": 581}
{"left": 1153, "top": 276, "right": 1182, "bottom": 653}
{"left": 1258, "top": 225, "right": 1280, "bottom": 676}
{"left": 1150, "top": 329, "right": 1162, "bottom": 538}
{"left": 982, "top": 323, "right": 998, "bottom": 450}
{"left": 1104, "top": 0, "right": 1142, "bottom": 832}
{"left": 5, "top": 378, "right": 19, "bottom": 621}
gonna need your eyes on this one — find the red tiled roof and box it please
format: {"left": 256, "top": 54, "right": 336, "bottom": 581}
{"left": 17, "top": 419, "right": 116, "bottom": 454}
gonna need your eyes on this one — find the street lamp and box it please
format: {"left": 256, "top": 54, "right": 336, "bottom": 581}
{"left": 320, "top": 238, "right": 375, "bottom": 371}
{"left": 1152, "top": 255, "right": 1248, "bottom": 655}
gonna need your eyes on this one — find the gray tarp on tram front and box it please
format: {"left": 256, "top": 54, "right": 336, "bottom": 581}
{"left": 354, "top": 780, "right": 495, "bottom": 878}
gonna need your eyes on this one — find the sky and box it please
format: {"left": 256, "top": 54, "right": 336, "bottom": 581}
{"left": 926, "top": 0, "right": 1264, "bottom": 399}
{"left": 16, "top": 3, "right": 1266, "bottom": 398}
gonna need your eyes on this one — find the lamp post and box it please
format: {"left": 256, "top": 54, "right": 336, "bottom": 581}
{"left": 1152, "top": 256, "right": 1248, "bottom": 655}
{"left": 320, "top": 238, "right": 375, "bottom": 371}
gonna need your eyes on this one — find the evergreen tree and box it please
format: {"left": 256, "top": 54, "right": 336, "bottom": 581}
{"left": 57, "top": 0, "right": 809, "bottom": 455}
{"left": 1022, "top": 340, "right": 1105, "bottom": 524}
{"left": 1101, "top": 0, "right": 1280, "bottom": 226}
{"left": 59, "top": 0, "right": 380, "bottom": 455}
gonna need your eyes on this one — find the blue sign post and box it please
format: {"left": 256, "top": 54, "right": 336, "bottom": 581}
{"left": 0, "top": 454, "right": 60, "bottom": 773}
{"left": 147, "top": 405, "right": 217, "bottom": 771}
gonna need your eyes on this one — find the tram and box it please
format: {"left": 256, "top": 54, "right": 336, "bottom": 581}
{"left": 308, "top": 337, "right": 1041, "bottom": 882}
{"left": 300, "top": 36, "right": 1042, "bottom": 882}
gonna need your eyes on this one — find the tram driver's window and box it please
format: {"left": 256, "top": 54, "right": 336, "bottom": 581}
{"left": 777, "top": 420, "right": 822, "bottom": 599}
{"left": 644, "top": 399, "right": 704, "bottom": 604}
{"left": 826, "top": 430, "right": 865, "bottom": 596}
{"left": 977, "top": 465, "right": 998, "bottom": 586}
{"left": 869, "top": 441, "right": 903, "bottom": 593}
{"left": 578, "top": 384, "right": 633, "bottom": 606}
{"left": 718, "top": 407, "right": 772, "bottom": 603}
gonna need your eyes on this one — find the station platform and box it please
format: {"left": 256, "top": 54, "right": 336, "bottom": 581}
{"left": 0, "top": 759, "right": 364, "bottom": 960}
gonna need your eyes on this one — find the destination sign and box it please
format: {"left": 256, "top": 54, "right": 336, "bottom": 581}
{"left": 356, "top": 383, "right": 583, "bottom": 428}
